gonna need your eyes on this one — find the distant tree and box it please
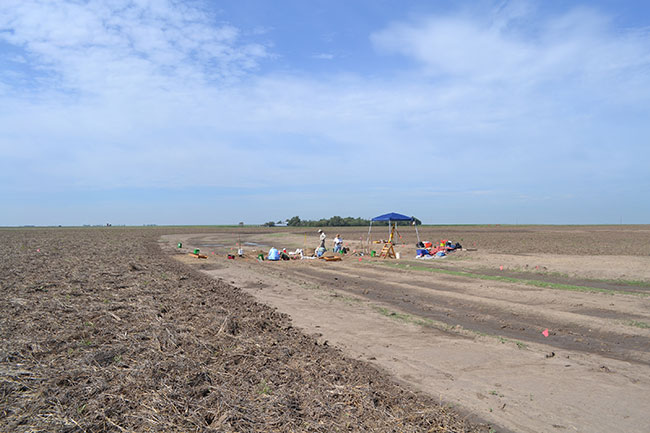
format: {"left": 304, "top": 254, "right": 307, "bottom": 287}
{"left": 286, "top": 216, "right": 302, "bottom": 226}
{"left": 329, "top": 216, "right": 344, "bottom": 227}
{"left": 262, "top": 221, "right": 276, "bottom": 227}
{"left": 283, "top": 216, "right": 372, "bottom": 227}
{"left": 238, "top": 221, "right": 244, "bottom": 226}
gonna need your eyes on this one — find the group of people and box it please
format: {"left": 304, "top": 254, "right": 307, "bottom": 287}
{"left": 266, "top": 229, "right": 346, "bottom": 261}
{"left": 317, "top": 229, "right": 344, "bottom": 255}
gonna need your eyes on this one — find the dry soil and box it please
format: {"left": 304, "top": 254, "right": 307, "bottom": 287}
{"left": 1, "top": 227, "right": 489, "bottom": 432}
{"left": 166, "top": 225, "right": 650, "bottom": 433}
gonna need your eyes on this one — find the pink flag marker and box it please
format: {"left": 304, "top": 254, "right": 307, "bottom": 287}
{"left": 359, "top": 257, "right": 362, "bottom": 261}
{"left": 542, "top": 328, "right": 549, "bottom": 337}
{"left": 37, "top": 249, "right": 41, "bottom": 252}
{"left": 499, "top": 265, "right": 504, "bottom": 271}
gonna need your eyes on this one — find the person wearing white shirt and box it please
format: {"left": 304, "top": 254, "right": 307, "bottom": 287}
{"left": 333, "top": 234, "right": 343, "bottom": 252}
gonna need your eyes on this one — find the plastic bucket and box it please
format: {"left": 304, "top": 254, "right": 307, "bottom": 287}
{"left": 177, "top": 242, "right": 182, "bottom": 248}
{"left": 194, "top": 248, "right": 200, "bottom": 254}
{"left": 396, "top": 252, "right": 401, "bottom": 259}
{"left": 370, "top": 250, "right": 376, "bottom": 257}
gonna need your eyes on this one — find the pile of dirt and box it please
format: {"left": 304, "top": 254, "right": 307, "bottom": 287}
{"left": 0, "top": 228, "right": 489, "bottom": 432}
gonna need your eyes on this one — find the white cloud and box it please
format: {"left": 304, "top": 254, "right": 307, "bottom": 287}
{"left": 370, "top": 5, "right": 650, "bottom": 95}
{"left": 0, "top": 0, "right": 269, "bottom": 94}
{"left": 312, "top": 53, "right": 334, "bottom": 60}
{"left": 0, "top": 0, "right": 648, "bottom": 219}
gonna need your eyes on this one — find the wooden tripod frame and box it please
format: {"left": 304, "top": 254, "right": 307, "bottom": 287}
{"left": 379, "top": 223, "right": 398, "bottom": 258}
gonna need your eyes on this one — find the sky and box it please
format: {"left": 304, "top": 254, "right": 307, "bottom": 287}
{"left": 1, "top": 0, "right": 649, "bottom": 226}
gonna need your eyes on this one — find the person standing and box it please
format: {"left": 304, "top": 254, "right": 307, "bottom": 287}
{"left": 318, "top": 229, "right": 326, "bottom": 249}
{"left": 333, "top": 233, "right": 343, "bottom": 252}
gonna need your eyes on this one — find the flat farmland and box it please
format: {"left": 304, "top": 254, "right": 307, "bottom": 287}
{"left": 2, "top": 225, "right": 649, "bottom": 432}
{"left": 167, "top": 225, "right": 650, "bottom": 433}
{"left": 0, "top": 227, "right": 488, "bottom": 432}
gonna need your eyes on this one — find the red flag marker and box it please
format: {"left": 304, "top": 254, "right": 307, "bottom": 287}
{"left": 359, "top": 257, "right": 362, "bottom": 261}
{"left": 36, "top": 249, "right": 41, "bottom": 252}
{"left": 542, "top": 329, "right": 549, "bottom": 337}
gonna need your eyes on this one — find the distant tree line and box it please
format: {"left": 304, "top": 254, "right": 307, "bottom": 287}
{"left": 260, "top": 216, "right": 422, "bottom": 227}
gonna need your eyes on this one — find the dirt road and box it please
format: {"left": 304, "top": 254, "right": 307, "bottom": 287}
{"left": 166, "top": 226, "right": 650, "bottom": 433}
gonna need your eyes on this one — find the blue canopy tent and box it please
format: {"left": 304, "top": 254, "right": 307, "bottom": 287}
{"left": 372, "top": 212, "right": 413, "bottom": 222}
{"left": 366, "top": 212, "right": 421, "bottom": 257}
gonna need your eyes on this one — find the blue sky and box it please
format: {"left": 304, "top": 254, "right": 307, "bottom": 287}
{"left": 1, "top": 0, "right": 649, "bottom": 226}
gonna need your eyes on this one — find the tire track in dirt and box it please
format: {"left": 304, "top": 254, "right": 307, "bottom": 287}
{"left": 428, "top": 265, "right": 650, "bottom": 295}
{"left": 288, "top": 264, "right": 650, "bottom": 366}
{"left": 191, "top": 255, "right": 650, "bottom": 433}
{"left": 170, "top": 228, "right": 650, "bottom": 433}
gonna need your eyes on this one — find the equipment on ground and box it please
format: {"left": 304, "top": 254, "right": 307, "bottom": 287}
{"left": 188, "top": 253, "right": 207, "bottom": 259}
{"left": 366, "top": 212, "right": 421, "bottom": 259}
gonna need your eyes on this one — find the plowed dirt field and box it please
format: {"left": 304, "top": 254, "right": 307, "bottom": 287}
{"left": 1, "top": 227, "right": 488, "bottom": 432}
{"left": 166, "top": 225, "right": 650, "bottom": 433}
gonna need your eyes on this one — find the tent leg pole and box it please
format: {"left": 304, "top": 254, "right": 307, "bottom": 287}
{"left": 366, "top": 221, "right": 373, "bottom": 253}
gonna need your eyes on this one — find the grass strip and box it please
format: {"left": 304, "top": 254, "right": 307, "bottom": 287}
{"left": 628, "top": 320, "right": 650, "bottom": 329}
{"left": 372, "top": 306, "right": 528, "bottom": 349}
{"left": 489, "top": 268, "right": 650, "bottom": 288}
{"left": 372, "top": 306, "right": 449, "bottom": 329}
{"left": 378, "top": 262, "right": 649, "bottom": 297}
{"left": 595, "top": 278, "right": 650, "bottom": 287}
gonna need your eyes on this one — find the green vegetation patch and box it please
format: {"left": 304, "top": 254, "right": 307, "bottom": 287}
{"left": 379, "top": 263, "right": 649, "bottom": 297}
{"left": 486, "top": 267, "right": 649, "bottom": 288}
{"left": 372, "top": 306, "right": 528, "bottom": 349}
{"left": 628, "top": 320, "right": 650, "bottom": 329}
{"left": 373, "top": 306, "right": 453, "bottom": 331}
{"left": 596, "top": 278, "right": 650, "bottom": 287}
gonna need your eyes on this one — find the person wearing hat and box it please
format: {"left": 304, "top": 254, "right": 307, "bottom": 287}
{"left": 318, "top": 229, "right": 326, "bottom": 249}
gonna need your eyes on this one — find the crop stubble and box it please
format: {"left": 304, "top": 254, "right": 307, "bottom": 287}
{"left": 0, "top": 228, "right": 488, "bottom": 432}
